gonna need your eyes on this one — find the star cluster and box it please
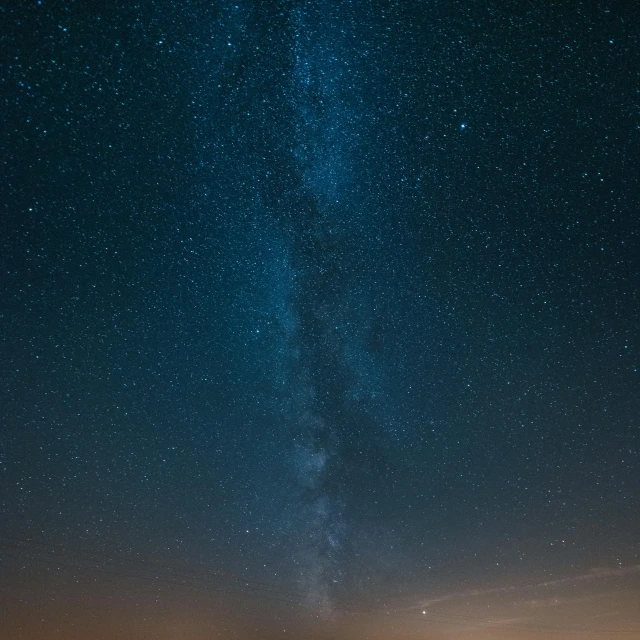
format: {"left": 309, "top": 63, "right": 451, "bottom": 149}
{"left": 2, "top": 1, "right": 639, "bottom": 639}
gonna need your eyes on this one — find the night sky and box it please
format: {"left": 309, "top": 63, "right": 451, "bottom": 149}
{"left": 2, "top": 1, "right": 639, "bottom": 639}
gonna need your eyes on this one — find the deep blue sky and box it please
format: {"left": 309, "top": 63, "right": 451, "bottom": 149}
{"left": 2, "top": 1, "right": 639, "bottom": 638}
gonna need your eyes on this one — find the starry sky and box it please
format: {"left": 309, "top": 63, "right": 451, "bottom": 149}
{"left": 2, "top": 1, "right": 639, "bottom": 639}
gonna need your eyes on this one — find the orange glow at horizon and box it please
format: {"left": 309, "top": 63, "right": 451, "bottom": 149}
{"left": 3, "top": 562, "right": 640, "bottom": 640}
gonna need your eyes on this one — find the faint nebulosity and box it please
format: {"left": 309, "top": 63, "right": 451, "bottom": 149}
{"left": 2, "top": 1, "right": 639, "bottom": 639}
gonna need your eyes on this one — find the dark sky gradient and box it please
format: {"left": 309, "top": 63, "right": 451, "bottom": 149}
{"left": 2, "top": 1, "right": 639, "bottom": 639}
